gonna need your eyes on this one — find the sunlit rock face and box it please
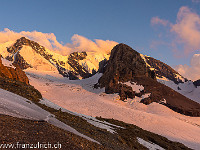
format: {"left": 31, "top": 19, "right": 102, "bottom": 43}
{"left": 0, "top": 55, "right": 29, "bottom": 85}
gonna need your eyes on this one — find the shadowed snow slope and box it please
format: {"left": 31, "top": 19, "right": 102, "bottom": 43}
{"left": 157, "top": 77, "right": 200, "bottom": 104}
{"left": 26, "top": 69, "right": 200, "bottom": 150}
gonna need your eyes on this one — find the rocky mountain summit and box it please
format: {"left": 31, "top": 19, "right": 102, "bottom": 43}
{"left": 4, "top": 37, "right": 186, "bottom": 83}
{"left": 98, "top": 43, "right": 200, "bottom": 117}
{"left": 98, "top": 43, "right": 156, "bottom": 100}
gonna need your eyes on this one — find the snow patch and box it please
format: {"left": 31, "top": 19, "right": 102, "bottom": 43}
{"left": 121, "top": 81, "right": 144, "bottom": 93}
{"left": 137, "top": 137, "right": 165, "bottom": 150}
{"left": 79, "top": 52, "right": 109, "bottom": 73}
{"left": 0, "top": 41, "right": 15, "bottom": 58}
{"left": 1, "top": 58, "right": 15, "bottom": 68}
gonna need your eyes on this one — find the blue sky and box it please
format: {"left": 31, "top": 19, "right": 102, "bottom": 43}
{"left": 0, "top": 0, "right": 200, "bottom": 67}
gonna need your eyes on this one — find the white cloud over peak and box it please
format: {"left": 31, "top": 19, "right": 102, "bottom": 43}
{"left": 0, "top": 28, "right": 118, "bottom": 55}
{"left": 65, "top": 34, "right": 118, "bottom": 55}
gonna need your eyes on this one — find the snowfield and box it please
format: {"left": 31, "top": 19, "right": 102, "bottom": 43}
{"left": 25, "top": 69, "right": 200, "bottom": 150}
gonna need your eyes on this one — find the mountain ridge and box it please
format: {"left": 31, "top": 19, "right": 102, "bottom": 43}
{"left": 2, "top": 37, "right": 109, "bottom": 79}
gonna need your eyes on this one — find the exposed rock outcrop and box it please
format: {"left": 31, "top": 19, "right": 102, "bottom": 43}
{"left": 194, "top": 79, "right": 200, "bottom": 87}
{"left": 0, "top": 55, "right": 29, "bottom": 84}
{"left": 67, "top": 52, "right": 92, "bottom": 79}
{"left": 0, "top": 55, "right": 42, "bottom": 102}
{"left": 12, "top": 52, "right": 32, "bottom": 69}
{"left": 98, "top": 58, "right": 108, "bottom": 73}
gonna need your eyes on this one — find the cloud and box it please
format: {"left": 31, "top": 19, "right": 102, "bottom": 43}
{"left": 170, "top": 6, "right": 200, "bottom": 54}
{"left": 64, "top": 34, "right": 118, "bottom": 55}
{"left": 191, "top": 0, "right": 200, "bottom": 3}
{"left": 151, "top": 6, "right": 200, "bottom": 80}
{"left": 175, "top": 54, "right": 200, "bottom": 81}
{"left": 151, "top": 17, "right": 169, "bottom": 26}
{"left": 0, "top": 28, "right": 22, "bottom": 43}
{"left": 0, "top": 28, "right": 118, "bottom": 55}
{"left": 151, "top": 6, "right": 200, "bottom": 55}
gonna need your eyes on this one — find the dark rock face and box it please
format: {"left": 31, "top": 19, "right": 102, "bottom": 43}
{"left": 98, "top": 58, "right": 108, "bottom": 73}
{"left": 98, "top": 43, "right": 200, "bottom": 117}
{"left": 57, "top": 51, "right": 94, "bottom": 79}
{"left": 145, "top": 56, "right": 186, "bottom": 84}
{"left": 0, "top": 56, "right": 29, "bottom": 85}
{"left": 194, "top": 79, "right": 200, "bottom": 87}
{"left": 12, "top": 52, "right": 32, "bottom": 69}
{"left": 67, "top": 52, "right": 93, "bottom": 79}
{"left": 98, "top": 43, "right": 155, "bottom": 100}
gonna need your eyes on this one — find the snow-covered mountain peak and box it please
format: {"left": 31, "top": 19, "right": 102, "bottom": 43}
{"left": 0, "top": 37, "right": 110, "bottom": 79}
